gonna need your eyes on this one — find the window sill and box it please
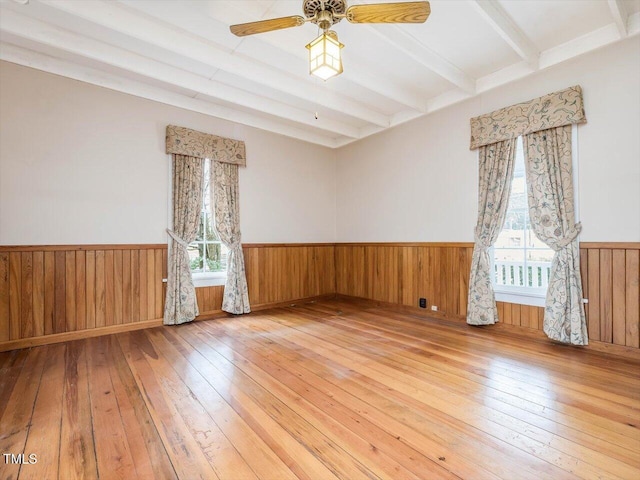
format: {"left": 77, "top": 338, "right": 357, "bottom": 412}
{"left": 495, "top": 289, "right": 546, "bottom": 307}
{"left": 192, "top": 274, "right": 227, "bottom": 288}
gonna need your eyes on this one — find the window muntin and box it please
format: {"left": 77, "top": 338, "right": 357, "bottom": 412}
{"left": 492, "top": 137, "right": 554, "bottom": 297}
{"left": 187, "top": 159, "right": 228, "bottom": 277}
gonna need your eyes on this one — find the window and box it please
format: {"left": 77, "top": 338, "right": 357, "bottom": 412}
{"left": 186, "top": 159, "right": 228, "bottom": 286}
{"left": 492, "top": 137, "right": 554, "bottom": 306}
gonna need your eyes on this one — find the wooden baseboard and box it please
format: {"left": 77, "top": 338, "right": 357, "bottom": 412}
{"left": 3, "top": 293, "right": 638, "bottom": 360}
{"left": 196, "top": 294, "right": 338, "bottom": 321}
{"left": 0, "top": 318, "right": 164, "bottom": 352}
{"left": 334, "top": 294, "right": 467, "bottom": 324}
{"left": 250, "top": 293, "right": 338, "bottom": 312}
{"left": 335, "top": 294, "right": 640, "bottom": 361}
{"left": 0, "top": 295, "right": 338, "bottom": 352}
{"left": 491, "top": 321, "right": 640, "bottom": 360}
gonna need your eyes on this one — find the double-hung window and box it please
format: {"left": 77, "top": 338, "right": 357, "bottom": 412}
{"left": 186, "top": 158, "right": 228, "bottom": 287}
{"left": 492, "top": 136, "right": 555, "bottom": 306}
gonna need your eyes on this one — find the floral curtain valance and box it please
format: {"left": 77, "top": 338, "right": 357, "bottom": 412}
{"left": 166, "top": 125, "right": 246, "bottom": 166}
{"left": 469, "top": 85, "right": 586, "bottom": 150}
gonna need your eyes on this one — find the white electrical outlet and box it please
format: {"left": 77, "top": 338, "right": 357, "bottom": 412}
{"left": 431, "top": 305, "right": 438, "bottom": 311}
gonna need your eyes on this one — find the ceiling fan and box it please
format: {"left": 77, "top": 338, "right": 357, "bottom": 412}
{"left": 230, "top": 1, "right": 431, "bottom": 80}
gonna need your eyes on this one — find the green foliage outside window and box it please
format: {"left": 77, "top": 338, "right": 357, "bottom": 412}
{"left": 189, "top": 209, "right": 226, "bottom": 273}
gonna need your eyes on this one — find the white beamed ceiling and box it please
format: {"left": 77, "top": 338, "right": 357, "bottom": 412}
{"left": 1, "top": 0, "right": 638, "bottom": 148}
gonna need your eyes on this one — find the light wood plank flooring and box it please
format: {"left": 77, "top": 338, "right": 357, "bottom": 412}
{"left": 1, "top": 298, "right": 639, "bottom": 480}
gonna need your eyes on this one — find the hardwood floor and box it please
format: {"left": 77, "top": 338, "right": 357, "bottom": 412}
{"left": 1, "top": 298, "right": 639, "bottom": 480}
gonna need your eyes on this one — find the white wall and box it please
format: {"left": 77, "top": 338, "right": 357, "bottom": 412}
{"left": 0, "top": 62, "right": 336, "bottom": 244}
{"left": 336, "top": 37, "right": 640, "bottom": 242}
{"left": 2, "top": 37, "right": 639, "bottom": 246}
{"left": 238, "top": 129, "right": 336, "bottom": 243}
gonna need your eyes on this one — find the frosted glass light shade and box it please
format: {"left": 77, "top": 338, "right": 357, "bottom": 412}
{"left": 306, "top": 31, "right": 343, "bottom": 80}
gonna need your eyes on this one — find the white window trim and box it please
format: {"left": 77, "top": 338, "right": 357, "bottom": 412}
{"left": 495, "top": 289, "right": 546, "bottom": 307}
{"left": 492, "top": 126, "right": 579, "bottom": 308}
{"left": 192, "top": 271, "right": 227, "bottom": 287}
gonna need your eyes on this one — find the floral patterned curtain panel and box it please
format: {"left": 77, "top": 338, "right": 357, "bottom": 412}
{"left": 468, "top": 86, "right": 588, "bottom": 344}
{"left": 467, "top": 139, "right": 517, "bottom": 325}
{"left": 164, "top": 125, "right": 249, "bottom": 323}
{"left": 164, "top": 154, "right": 204, "bottom": 325}
{"left": 523, "top": 126, "right": 588, "bottom": 345}
{"left": 211, "top": 161, "right": 251, "bottom": 314}
{"left": 469, "top": 86, "right": 586, "bottom": 150}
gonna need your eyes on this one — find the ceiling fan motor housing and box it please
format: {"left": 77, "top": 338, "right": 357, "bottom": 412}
{"left": 304, "top": 0, "right": 347, "bottom": 27}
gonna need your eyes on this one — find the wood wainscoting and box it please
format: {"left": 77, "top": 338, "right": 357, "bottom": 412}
{"left": 492, "top": 243, "right": 640, "bottom": 351}
{"left": 0, "top": 245, "right": 168, "bottom": 351}
{"left": 581, "top": 243, "right": 640, "bottom": 347}
{"left": 336, "top": 243, "right": 474, "bottom": 319}
{"left": 196, "top": 244, "right": 336, "bottom": 318}
{"left": 335, "top": 242, "right": 640, "bottom": 354}
{"left": 0, "top": 243, "right": 336, "bottom": 351}
{"left": 2, "top": 241, "right": 637, "bottom": 354}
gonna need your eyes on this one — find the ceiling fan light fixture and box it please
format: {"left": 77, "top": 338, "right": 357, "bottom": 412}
{"left": 230, "top": 1, "right": 431, "bottom": 79}
{"left": 306, "top": 30, "right": 343, "bottom": 81}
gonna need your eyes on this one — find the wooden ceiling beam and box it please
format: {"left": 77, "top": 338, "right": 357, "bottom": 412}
{"left": 470, "top": 0, "right": 539, "bottom": 68}
{"left": 237, "top": 36, "right": 429, "bottom": 111}
{"left": 187, "top": 2, "right": 428, "bottom": 111}
{"left": 607, "top": 0, "right": 629, "bottom": 37}
{"left": 363, "top": 24, "right": 476, "bottom": 94}
{"left": 0, "top": 11, "right": 362, "bottom": 139}
{"left": 0, "top": 43, "right": 342, "bottom": 148}
{"left": 38, "top": 0, "right": 390, "bottom": 128}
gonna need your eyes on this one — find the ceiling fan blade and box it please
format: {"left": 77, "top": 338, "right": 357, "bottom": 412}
{"left": 346, "top": 1, "right": 430, "bottom": 24}
{"left": 230, "top": 15, "right": 306, "bottom": 37}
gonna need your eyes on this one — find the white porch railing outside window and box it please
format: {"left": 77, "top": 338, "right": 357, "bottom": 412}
{"left": 494, "top": 260, "right": 552, "bottom": 288}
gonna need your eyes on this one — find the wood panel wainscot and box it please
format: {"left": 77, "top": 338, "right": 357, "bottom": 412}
{"left": 2, "top": 241, "right": 637, "bottom": 355}
{"left": 0, "top": 244, "right": 168, "bottom": 351}
{"left": 0, "top": 243, "right": 337, "bottom": 350}
{"left": 197, "top": 244, "right": 337, "bottom": 318}
{"left": 335, "top": 243, "right": 475, "bottom": 319}
{"left": 335, "top": 242, "right": 640, "bottom": 354}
